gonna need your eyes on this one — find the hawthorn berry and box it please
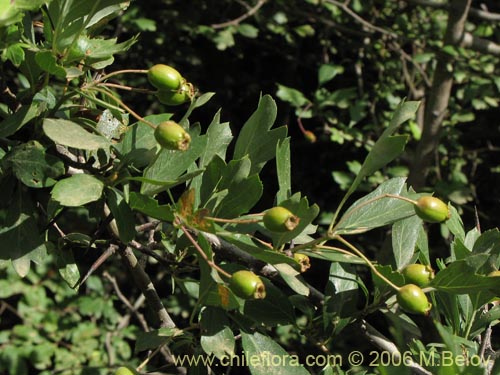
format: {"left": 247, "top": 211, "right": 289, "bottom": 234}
{"left": 154, "top": 121, "right": 191, "bottom": 151}
{"left": 402, "top": 264, "right": 434, "bottom": 287}
{"left": 229, "top": 270, "right": 266, "bottom": 300}
{"left": 147, "top": 64, "right": 183, "bottom": 91}
{"left": 414, "top": 196, "right": 450, "bottom": 223}
{"left": 156, "top": 82, "right": 193, "bottom": 106}
{"left": 294, "top": 253, "right": 311, "bottom": 273}
{"left": 397, "top": 284, "right": 432, "bottom": 315}
{"left": 263, "top": 206, "right": 300, "bottom": 232}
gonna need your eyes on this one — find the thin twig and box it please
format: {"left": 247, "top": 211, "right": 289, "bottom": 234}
{"left": 211, "top": 0, "right": 268, "bottom": 29}
{"left": 179, "top": 224, "right": 232, "bottom": 278}
{"left": 359, "top": 320, "right": 434, "bottom": 375}
{"left": 324, "top": 0, "right": 397, "bottom": 38}
{"left": 103, "top": 271, "right": 150, "bottom": 332}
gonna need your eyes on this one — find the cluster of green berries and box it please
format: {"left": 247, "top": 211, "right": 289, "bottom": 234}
{"left": 148, "top": 64, "right": 194, "bottom": 106}
{"left": 392, "top": 196, "right": 450, "bottom": 315}
{"left": 147, "top": 64, "right": 194, "bottom": 152}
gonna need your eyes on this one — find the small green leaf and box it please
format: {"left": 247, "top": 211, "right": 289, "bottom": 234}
{"left": 43, "top": 118, "right": 110, "bottom": 151}
{"left": 106, "top": 187, "right": 136, "bottom": 243}
{"left": 276, "top": 84, "right": 310, "bottom": 107}
{"left": 51, "top": 174, "right": 104, "bottom": 207}
{"left": 318, "top": 64, "right": 344, "bottom": 85}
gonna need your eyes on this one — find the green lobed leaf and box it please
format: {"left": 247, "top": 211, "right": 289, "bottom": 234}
{"left": 333, "top": 101, "right": 419, "bottom": 224}
{"left": 106, "top": 187, "right": 136, "bottom": 243}
{"left": 216, "top": 174, "right": 263, "bottom": 219}
{"left": 430, "top": 260, "right": 500, "bottom": 295}
{"left": 51, "top": 174, "right": 104, "bottom": 207}
{"left": 240, "top": 331, "right": 309, "bottom": 375}
{"left": 233, "top": 95, "right": 288, "bottom": 174}
{"left": 392, "top": 215, "right": 422, "bottom": 270}
{"left": 335, "top": 177, "right": 416, "bottom": 234}
{"left": 204, "top": 157, "right": 263, "bottom": 218}
{"left": 43, "top": 118, "right": 111, "bottom": 151}
{"left": 198, "top": 109, "right": 233, "bottom": 167}
{"left": 276, "top": 137, "right": 292, "bottom": 204}
{"left": 6, "top": 141, "right": 65, "bottom": 188}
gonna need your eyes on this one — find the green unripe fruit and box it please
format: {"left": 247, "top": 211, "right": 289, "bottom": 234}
{"left": 156, "top": 82, "right": 193, "bottom": 106}
{"left": 115, "top": 366, "right": 138, "bottom": 375}
{"left": 263, "top": 206, "right": 300, "bottom": 232}
{"left": 294, "top": 253, "right": 311, "bottom": 273}
{"left": 148, "top": 64, "right": 183, "bottom": 91}
{"left": 154, "top": 121, "right": 191, "bottom": 151}
{"left": 397, "top": 284, "right": 432, "bottom": 315}
{"left": 402, "top": 264, "right": 434, "bottom": 287}
{"left": 414, "top": 196, "right": 450, "bottom": 223}
{"left": 229, "top": 270, "right": 266, "bottom": 300}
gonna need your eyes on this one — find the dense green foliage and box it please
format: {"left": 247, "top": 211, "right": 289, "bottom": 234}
{"left": 1, "top": 1, "right": 499, "bottom": 375}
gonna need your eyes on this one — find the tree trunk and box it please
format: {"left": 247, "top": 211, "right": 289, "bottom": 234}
{"left": 408, "top": 0, "right": 472, "bottom": 189}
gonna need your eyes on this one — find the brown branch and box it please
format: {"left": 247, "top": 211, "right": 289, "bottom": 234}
{"left": 118, "top": 245, "right": 176, "bottom": 328}
{"left": 404, "top": 0, "right": 500, "bottom": 21}
{"left": 211, "top": 0, "right": 268, "bottom": 29}
{"left": 408, "top": 0, "right": 472, "bottom": 189}
{"left": 462, "top": 32, "right": 500, "bottom": 56}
